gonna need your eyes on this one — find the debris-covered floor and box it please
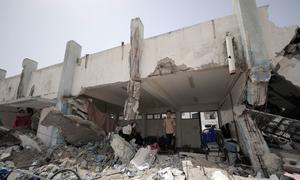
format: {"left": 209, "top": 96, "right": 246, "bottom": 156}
{"left": 0, "top": 124, "right": 298, "bottom": 180}
{"left": 1, "top": 97, "right": 300, "bottom": 180}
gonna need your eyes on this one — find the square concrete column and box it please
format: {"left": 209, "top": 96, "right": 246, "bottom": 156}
{"left": 233, "top": 0, "right": 271, "bottom": 106}
{"left": 37, "top": 40, "right": 81, "bottom": 146}
{"left": 0, "top": 69, "right": 6, "bottom": 80}
{"left": 175, "top": 111, "right": 182, "bottom": 147}
{"left": 57, "top": 40, "right": 82, "bottom": 112}
{"left": 16, "top": 58, "right": 38, "bottom": 98}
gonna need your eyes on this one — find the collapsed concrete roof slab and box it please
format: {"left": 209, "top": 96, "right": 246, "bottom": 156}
{"left": 0, "top": 97, "right": 55, "bottom": 109}
{"left": 41, "top": 108, "right": 106, "bottom": 146}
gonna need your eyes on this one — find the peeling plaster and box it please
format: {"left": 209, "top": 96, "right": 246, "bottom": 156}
{"left": 278, "top": 28, "right": 300, "bottom": 60}
{"left": 148, "top": 57, "right": 192, "bottom": 77}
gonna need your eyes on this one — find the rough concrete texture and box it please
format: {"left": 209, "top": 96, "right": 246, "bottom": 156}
{"left": 130, "top": 145, "right": 157, "bottom": 170}
{"left": 0, "top": 126, "right": 42, "bottom": 152}
{"left": 17, "top": 134, "right": 42, "bottom": 152}
{"left": 272, "top": 28, "right": 300, "bottom": 87}
{"left": 40, "top": 108, "right": 105, "bottom": 146}
{"left": 123, "top": 80, "right": 141, "bottom": 121}
{"left": 149, "top": 57, "right": 192, "bottom": 77}
{"left": 262, "top": 153, "right": 282, "bottom": 175}
{"left": 246, "top": 81, "right": 268, "bottom": 106}
{"left": 123, "top": 18, "right": 143, "bottom": 121}
{"left": 233, "top": 105, "right": 276, "bottom": 177}
{"left": 129, "top": 18, "right": 143, "bottom": 80}
{"left": 110, "top": 134, "right": 135, "bottom": 163}
{"left": 57, "top": 40, "right": 82, "bottom": 99}
{"left": 0, "top": 69, "right": 6, "bottom": 80}
{"left": 233, "top": 0, "right": 271, "bottom": 106}
{"left": 278, "top": 28, "right": 300, "bottom": 60}
{"left": 16, "top": 58, "right": 38, "bottom": 98}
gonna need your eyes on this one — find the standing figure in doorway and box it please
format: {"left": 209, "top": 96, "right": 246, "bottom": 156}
{"left": 163, "top": 110, "right": 176, "bottom": 151}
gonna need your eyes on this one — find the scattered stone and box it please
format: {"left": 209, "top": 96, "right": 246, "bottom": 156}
{"left": 110, "top": 134, "right": 135, "bottom": 163}
{"left": 130, "top": 145, "right": 157, "bottom": 170}
{"left": 41, "top": 109, "right": 105, "bottom": 146}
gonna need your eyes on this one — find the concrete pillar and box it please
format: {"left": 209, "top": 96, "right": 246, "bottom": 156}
{"left": 233, "top": 1, "right": 275, "bottom": 176}
{"left": 140, "top": 114, "right": 146, "bottom": 138}
{"left": 233, "top": 0, "right": 271, "bottom": 106}
{"left": 57, "top": 40, "right": 82, "bottom": 111}
{"left": 37, "top": 40, "right": 81, "bottom": 146}
{"left": 0, "top": 69, "right": 6, "bottom": 80}
{"left": 123, "top": 18, "right": 144, "bottom": 121}
{"left": 16, "top": 58, "right": 38, "bottom": 98}
{"left": 176, "top": 111, "right": 182, "bottom": 147}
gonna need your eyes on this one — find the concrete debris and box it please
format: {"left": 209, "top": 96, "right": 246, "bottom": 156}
{"left": 262, "top": 153, "right": 282, "bottom": 175}
{"left": 130, "top": 145, "right": 158, "bottom": 170}
{"left": 17, "top": 134, "right": 42, "bottom": 152}
{"left": 148, "top": 167, "right": 185, "bottom": 180}
{"left": 123, "top": 80, "right": 141, "bottom": 121}
{"left": 69, "top": 98, "right": 89, "bottom": 120}
{"left": 279, "top": 28, "right": 300, "bottom": 59}
{"left": 0, "top": 127, "right": 21, "bottom": 147}
{"left": 149, "top": 57, "right": 192, "bottom": 77}
{"left": 282, "top": 157, "right": 300, "bottom": 174}
{"left": 0, "top": 146, "right": 18, "bottom": 161}
{"left": 110, "top": 134, "right": 135, "bottom": 163}
{"left": 0, "top": 127, "right": 43, "bottom": 152}
{"left": 212, "top": 170, "right": 230, "bottom": 180}
{"left": 41, "top": 108, "right": 105, "bottom": 146}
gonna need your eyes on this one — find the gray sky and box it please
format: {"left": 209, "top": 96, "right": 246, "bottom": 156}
{"left": 0, "top": 0, "right": 299, "bottom": 77}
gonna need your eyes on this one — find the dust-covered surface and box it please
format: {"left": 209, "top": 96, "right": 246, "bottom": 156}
{"left": 0, "top": 127, "right": 268, "bottom": 180}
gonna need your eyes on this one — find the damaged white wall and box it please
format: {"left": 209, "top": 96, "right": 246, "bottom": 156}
{"left": 0, "top": 7, "right": 296, "bottom": 104}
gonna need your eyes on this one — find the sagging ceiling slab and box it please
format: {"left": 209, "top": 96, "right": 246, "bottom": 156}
{"left": 80, "top": 67, "right": 237, "bottom": 111}
{"left": 0, "top": 97, "right": 56, "bottom": 109}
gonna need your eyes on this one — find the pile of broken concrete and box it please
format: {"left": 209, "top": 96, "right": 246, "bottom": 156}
{"left": 0, "top": 125, "right": 279, "bottom": 180}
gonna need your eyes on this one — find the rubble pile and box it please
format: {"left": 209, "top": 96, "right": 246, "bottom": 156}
{"left": 0, "top": 126, "right": 289, "bottom": 180}
{"left": 1, "top": 100, "right": 299, "bottom": 179}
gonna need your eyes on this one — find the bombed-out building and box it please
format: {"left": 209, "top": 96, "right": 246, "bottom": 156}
{"left": 0, "top": 0, "right": 300, "bottom": 179}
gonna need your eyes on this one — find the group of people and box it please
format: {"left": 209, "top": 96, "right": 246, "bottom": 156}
{"left": 118, "top": 110, "right": 177, "bottom": 151}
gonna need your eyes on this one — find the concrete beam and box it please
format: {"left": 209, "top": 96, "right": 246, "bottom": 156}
{"left": 0, "top": 69, "right": 6, "bottom": 80}
{"left": 16, "top": 58, "right": 38, "bottom": 98}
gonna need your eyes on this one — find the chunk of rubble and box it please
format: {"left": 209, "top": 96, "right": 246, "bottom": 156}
{"left": 130, "top": 145, "right": 157, "bottom": 170}
{"left": 149, "top": 57, "right": 192, "bottom": 77}
{"left": 110, "top": 134, "right": 135, "bottom": 163}
{"left": 41, "top": 108, "right": 105, "bottom": 146}
{"left": 0, "top": 126, "right": 43, "bottom": 152}
{"left": 147, "top": 167, "right": 185, "bottom": 180}
{"left": 0, "top": 127, "right": 21, "bottom": 147}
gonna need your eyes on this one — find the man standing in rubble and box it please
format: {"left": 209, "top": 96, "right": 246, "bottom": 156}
{"left": 163, "top": 110, "right": 176, "bottom": 151}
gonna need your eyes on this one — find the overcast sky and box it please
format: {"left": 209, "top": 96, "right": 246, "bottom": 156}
{"left": 0, "top": 0, "right": 299, "bottom": 77}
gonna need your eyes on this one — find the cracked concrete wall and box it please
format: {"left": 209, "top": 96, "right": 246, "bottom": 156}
{"left": 27, "top": 63, "right": 63, "bottom": 99}
{"left": 0, "top": 7, "right": 297, "bottom": 103}
{"left": 71, "top": 9, "right": 244, "bottom": 95}
{"left": 0, "top": 75, "right": 20, "bottom": 102}
{"left": 16, "top": 59, "right": 38, "bottom": 98}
